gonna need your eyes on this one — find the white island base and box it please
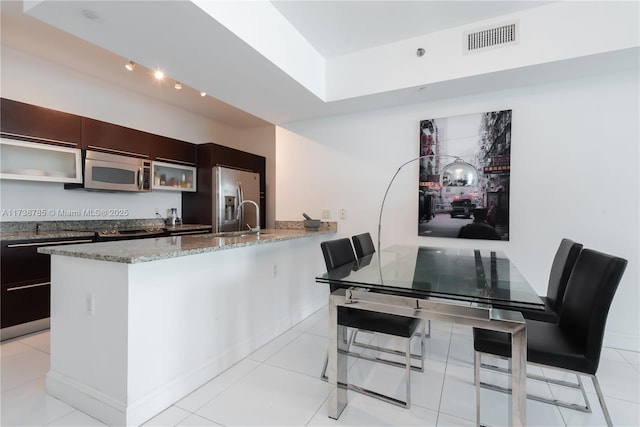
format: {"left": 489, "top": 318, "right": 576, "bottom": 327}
{"left": 44, "top": 233, "right": 329, "bottom": 426}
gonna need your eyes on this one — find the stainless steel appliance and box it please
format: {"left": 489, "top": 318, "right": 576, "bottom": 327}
{"left": 94, "top": 227, "right": 166, "bottom": 241}
{"left": 213, "top": 166, "right": 260, "bottom": 233}
{"left": 165, "top": 208, "right": 181, "bottom": 227}
{"left": 65, "top": 150, "right": 151, "bottom": 192}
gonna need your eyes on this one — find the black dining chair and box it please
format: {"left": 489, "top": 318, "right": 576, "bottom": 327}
{"left": 352, "top": 232, "right": 376, "bottom": 259}
{"left": 481, "top": 238, "right": 584, "bottom": 384}
{"left": 320, "top": 237, "right": 424, "bottom": 408}
{"left": 514, "top": 238, "right": 583, "bottom": 322}
{"left": 351, "top": 232, "right": 431, "bottom": 347}
{"left": 473, "top": 248, "right": 627, "bottom": 426}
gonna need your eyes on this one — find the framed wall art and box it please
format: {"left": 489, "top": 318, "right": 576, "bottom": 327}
{"left": 418, "top": 110, "right": 511, "bottom": 240}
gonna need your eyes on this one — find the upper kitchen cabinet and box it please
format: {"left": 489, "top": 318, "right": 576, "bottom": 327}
{"left": 150, "top": 135, "right": 197, "bottom": 166}
{"left": 81, "top": 117, "right": 151, "bottom": 158}
{"left": 0, "top": 98, "right": 82, "bottom": 147}
{"left": 196, "top": 143, "right": 265, "bottom": 175}
{"left": 0, "top": 138, "right": 82, "bottom": 183}
{"left": 152, "top": 161, "right": 196, "bottom": 192}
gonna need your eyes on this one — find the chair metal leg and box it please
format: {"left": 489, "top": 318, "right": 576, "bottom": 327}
{"left": 322, "top": 329, "right": 355, "bottom": 381}
{"left": 321, "top": 330, "right": 417, "bottom": 408}
{"left": 477, "top": 352, "right": 598, "bottom": 416}
{"left": 475, "top": 351, "right": 481, "bottom": 427}
{"left": 350, "top": 330, "right": 424, "bottom": 372}
{"left": 405, "top": 336, "right": 411, "bottom": 409}
{"left": 420, "top": 321, "right": 426, "bottom": 372}
{"left": 591, "top": 375, "right": 613, "bottom": 427}
{"left": 321, "top": 348, "right": 329, "bottom": 381}
{"left": 481, "top": 357, "right": 580, "bottom": 389}
{"left": 352, "top": 333, "right": 424, "bottom": 364}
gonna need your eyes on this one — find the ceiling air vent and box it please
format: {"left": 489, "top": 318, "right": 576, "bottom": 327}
{"left": 464, "top": 22, "right": 518, "bottom": 53}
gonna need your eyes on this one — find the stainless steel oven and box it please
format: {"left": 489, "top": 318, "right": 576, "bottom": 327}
{"left": 94, "top": 227, "right": 167, "bottom": 241}
{"left": 66, "top": 150, "right": 151, "bottom": 192}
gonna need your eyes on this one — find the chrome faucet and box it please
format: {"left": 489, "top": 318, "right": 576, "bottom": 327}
{"left": 236, "top": 200, "right": 260, "bottom": 234}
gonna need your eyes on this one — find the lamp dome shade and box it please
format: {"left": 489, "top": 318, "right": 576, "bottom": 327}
{"left": 440, "top": 159, "right": 478, "bottom": 187}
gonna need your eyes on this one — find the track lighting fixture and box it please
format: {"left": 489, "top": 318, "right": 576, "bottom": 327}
{"left": 122, "top": 61, "right": 204, "bottom": 99}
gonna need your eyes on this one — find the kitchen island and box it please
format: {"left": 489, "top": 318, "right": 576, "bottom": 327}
{"left": 38, "top": 226, "right": 335, "bottom": 426}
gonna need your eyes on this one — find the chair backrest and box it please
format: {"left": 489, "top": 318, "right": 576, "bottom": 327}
{"left": 559, "top": 248, "right": 627, "bottom": 374}
{"left": 321, "top": 238, "right": 357, "bottom": 293}
{"left": 321, "top": 238, "right": 356, "bottom": 270}
{"left": 547, "top": 238, "right": 583, "bottom": 312}
{"left": 352, "top": 233, "right": 376, "bottom": 258}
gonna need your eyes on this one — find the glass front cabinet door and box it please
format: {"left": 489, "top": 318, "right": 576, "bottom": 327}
{"left": 151, "top": 161, "right": 196, "bottom": 192}
{"left": 0, "top": 138, "right": 82, "bottom": 183}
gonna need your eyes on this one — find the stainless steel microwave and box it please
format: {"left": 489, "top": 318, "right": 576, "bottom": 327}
{"left": 65, "top": 150, "right": 151, "bottom": 192}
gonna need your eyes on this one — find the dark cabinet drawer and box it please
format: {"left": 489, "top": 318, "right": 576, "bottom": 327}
{"left": 0, "top": 237, "right": 94, "bottom": 329}
{"left": 1, "top": 240, "right": 51, "bottom": 285}
{"left": 0, "top": 98, "right": 82, "bottom": 146}
{"left": 1, "top": 282, "right": 51, "bottom": 329}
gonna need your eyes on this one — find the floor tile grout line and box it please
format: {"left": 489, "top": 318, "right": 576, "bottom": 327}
{"left": 173, "top": 357, "right": 264, "bottom": 416}
{"left": 434, "top": 323, "right": 455, "bottom": 426}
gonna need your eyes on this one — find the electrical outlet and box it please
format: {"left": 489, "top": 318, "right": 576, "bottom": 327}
{"left": 86, "top": 293, "right": 94, "bottom": 316}
{"left": 322, "top": 209, "right": 330, "bottom": 219}
{"left": 340, "top": 209, "right": 347, "bottom": 220}
{"left": 272, "top": 264, "right": 278, "bottom": 277}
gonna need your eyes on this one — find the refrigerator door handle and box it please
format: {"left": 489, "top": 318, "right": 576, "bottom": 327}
{"left": 237, "top": 180, "right": 243, "bottom": 229}
{"left": 238, "top": 180, "right": 244, "bottom": 204}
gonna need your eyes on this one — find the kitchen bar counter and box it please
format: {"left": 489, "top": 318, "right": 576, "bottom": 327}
{"left": 38, "top": 228, "right": 333, "bottom": 263}
{"left": 42, "top": 223, "right": 335, "bottom": 426}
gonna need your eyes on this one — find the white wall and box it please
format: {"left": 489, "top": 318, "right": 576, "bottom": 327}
{"left": 276, "top": 68, "right": 640, "bottom": 351}
{"left": 232, "top": 126, "right": 277, "bottom": 229}
{"left": 0, "top": 46, "right": 275, "bottom": 224}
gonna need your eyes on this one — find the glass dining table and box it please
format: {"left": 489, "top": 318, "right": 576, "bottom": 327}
{"left": 315, "top": 245, "right": 545, "bottom": 427}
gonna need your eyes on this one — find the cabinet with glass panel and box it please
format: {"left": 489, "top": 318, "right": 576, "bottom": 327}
{"left": 151, "top": 161, "right": 196, "bottom": 192}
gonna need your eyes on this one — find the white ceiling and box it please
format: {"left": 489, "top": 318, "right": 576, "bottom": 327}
{"left": 2, "top": 1, "right": 634, "bottom": 129}
{"left": 271, "top": 1, "right": 551, "bottom": 58}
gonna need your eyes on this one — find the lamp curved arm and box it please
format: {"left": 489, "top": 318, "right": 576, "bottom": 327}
{"left": 376, "top": 154, "right": 466, "bottom": 264}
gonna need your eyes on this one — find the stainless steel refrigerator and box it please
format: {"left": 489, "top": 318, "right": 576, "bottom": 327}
{"left": 212, "top": 166, "right": 261, "bottom": 233}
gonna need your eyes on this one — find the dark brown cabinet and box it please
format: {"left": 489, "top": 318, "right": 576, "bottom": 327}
{"left": 1, "top": 98, "right": 201, "bottom": 171}
{"left": 81, "top": 117, "right": 151, "bottom": 158}
{"left": 0, "top": 98, "right": 82, "bottom": 146}
{"left": 150, "top": 135, "right": 197, "bottom": 166}
{"left": 182, "top": 143, "right": 266, "bottom": 227}
{"left": 1, "top": 237, "right": 94, "bottom": 331}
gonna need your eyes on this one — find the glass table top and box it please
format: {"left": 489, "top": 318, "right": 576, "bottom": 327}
{"left": 316, "top": 245, "right": 544, "bottom": 311}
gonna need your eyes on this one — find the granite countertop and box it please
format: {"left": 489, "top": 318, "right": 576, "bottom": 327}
{"left": 38, "top": 228, "right": 336, "bottom": 264}
{"left": 0, "top": 223, "right": 212, "bottom": 241}
{"left": 0, "top": 230, "right": 96, "bottom": 241}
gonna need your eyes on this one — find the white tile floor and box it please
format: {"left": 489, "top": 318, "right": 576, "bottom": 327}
{"left": 2, "top": 307, "right": 639, "bottom": 426}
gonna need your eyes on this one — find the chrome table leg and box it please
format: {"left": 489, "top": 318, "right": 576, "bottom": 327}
{"left": 510, "top": 323, "right": 527, "bottom": 427}
{"left": 328, "top": 294, "right": 347, "bottom": 419}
